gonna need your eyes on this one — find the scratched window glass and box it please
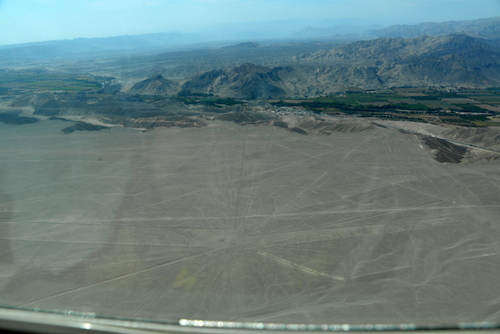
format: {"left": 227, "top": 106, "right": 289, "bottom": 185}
{"left": 0, "top": 0, "right": 500, "bottom": 330}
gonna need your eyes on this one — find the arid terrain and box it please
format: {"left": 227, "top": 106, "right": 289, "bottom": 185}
{"left": 1, "top": 116, "right": 500, "bottom": 325}
{"left": 1, "top": 15, "right": 500, "bottom": 328}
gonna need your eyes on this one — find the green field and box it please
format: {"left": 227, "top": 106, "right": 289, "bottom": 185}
{"left": 2, "top": 69, "right": 499, "bottom": 128}
{"left": 0, "top": 69, "right": 101, "bottom": 92}
{"left": 468, "top": 96, "right": 500, "bottom": 104}
{"left": 315, "top": 96, "right": 359, "bottom": 105}
{"left": 271, "top": 88, "right": 500, "bottom": 127}
{"left": 346, "top": 92, "right": 387, "bottom": 103}
{"left": 175, "top": 97, "right": 244, "bottom": 107}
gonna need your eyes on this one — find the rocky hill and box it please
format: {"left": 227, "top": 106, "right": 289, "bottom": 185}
{"left": 128, "top": 75, "right": 180, "bottom": 95}
{"left": 180, "top": 63, "right": 289, "bottom": 99}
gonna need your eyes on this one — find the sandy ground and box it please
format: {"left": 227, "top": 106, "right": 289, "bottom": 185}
{"left": 1, "top": 119, "right": 500, "bottom": 325}
{"left": 54, "top": 115, "right": 117, "bottom": 127}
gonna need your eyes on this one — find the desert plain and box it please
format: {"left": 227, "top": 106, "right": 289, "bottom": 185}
{"left": 0, "top": 118, "right": 499, "bottom": 326}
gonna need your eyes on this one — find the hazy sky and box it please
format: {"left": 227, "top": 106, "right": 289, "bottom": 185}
{"left": 0, "top": 0, "right": 498, "bottom": 45}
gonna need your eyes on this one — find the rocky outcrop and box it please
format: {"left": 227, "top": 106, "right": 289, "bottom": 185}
{"left": 0, "top": 112, "right": 39, "bottom": 125}
{"left": 422, "top": 136, "right": 468, "bottom": 163}
{"left": 128, "top": 75, "right": 180, "bottom": 95}
{"left": 61, "top": 122, "right": 109, "bottom": 134}
{"left": 176, "top": 35, "right": 500, "bottom": 98}
{"left": 306, "top": 34, "right": 500, "bottom": 88}
{"left": 180, "top": 63, "right": 288, "bottom": 99}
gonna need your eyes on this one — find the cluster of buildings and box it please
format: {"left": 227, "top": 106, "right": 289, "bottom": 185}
{"left": 268, "top": 106, "right": 319, "bottom": 117}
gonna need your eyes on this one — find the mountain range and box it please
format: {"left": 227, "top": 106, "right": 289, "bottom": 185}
{"left": 127, "top": 34, "right": 499, "bottom": 99}
{"left": 0, "top": 17, "right": 498, "bottom": 62}
{"left": 1, "top": 17, "right": 499, "bottom": 99}
{"left": 370, "top": 16, "right": 500, "bottom": 40}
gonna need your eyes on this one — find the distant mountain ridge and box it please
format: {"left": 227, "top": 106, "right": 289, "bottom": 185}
{"left": 2, "top": 17, "right": 498, "bottom": 99}
{"left": 306, "top": 34, "right": 500, "bottom": 87}
{"left": 172, "top": 34, "right": 500, "bottom": 98}
{"left": 290, "top": 17, "right": 500, "bottom": 41}
{"left": 0, "top": 32, "right": 199, "bottom": 60}
{"left": 309, "top": 34, "right": 498, "bottom": 63}
{"left": 1, "top": 17, "right": 498, "bottom": 62}
{"left": 372, "top": 16, "right": 500, "bottom": 40}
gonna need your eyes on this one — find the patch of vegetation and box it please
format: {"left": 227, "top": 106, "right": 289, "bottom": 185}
{"left": 438, "top": 117, "right": 474, "bottom": 126}
{"left": 411, "top": 95, "right": 441, "bottom": 100}
{"left": 270, "top": 87, "right": 500, "bottom": 127}
{"left": 435, "top": 92, "right": 467, "bottom": 98}
{"left": 437, "top": 114, "right": 491, "bottom": 126}
{"left": 176, "top": 97, "right": 244, "bottom": 107}
{"left": 486, "top": 87, "right": 500, "bottom": 95}
{"left": 0, "top": 69, "right": 101, "bottom": 92}
{"left": 347, "top": 92, "right": 387, "bottom": 103}
{"left": 177, "top": 92, "right": 215, "bottom": 98}
{"left": 453, "top": 104, "right": 491, "bottom": 113}
{"left": 457, "top": 114, "right": 489, "bottom": 121}
{"left": 141, "top": 95, "right": 168, "bottom": 102}
{"left": 392, "top": 103, "right": 431, "bottom": 110}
